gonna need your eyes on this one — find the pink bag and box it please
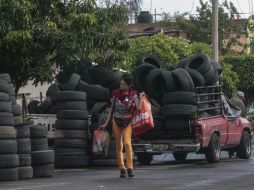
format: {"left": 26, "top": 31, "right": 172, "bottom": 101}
{"left": 92, "top": 128, "right": 110, "bottom": 156}
{"left": 131, "top": 96, "right": 154, "bottom": 136}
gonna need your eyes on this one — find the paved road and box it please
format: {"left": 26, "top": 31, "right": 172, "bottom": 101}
{"left": 1, "top": 149, "right": 254, "bottom": 190}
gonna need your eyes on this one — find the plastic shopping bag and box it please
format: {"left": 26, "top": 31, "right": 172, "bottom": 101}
{"left": 92, "top": 128, "right": 110, "bottom": 156}
{"left": 131, "top": 96, "right": 154, "bottom": 136}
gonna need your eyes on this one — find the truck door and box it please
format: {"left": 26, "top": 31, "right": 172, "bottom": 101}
{"left": 226, "top": 117, "right": 242, "bottom": 145}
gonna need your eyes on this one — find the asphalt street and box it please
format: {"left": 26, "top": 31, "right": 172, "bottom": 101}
{"left": 1, "top": 145, "right": 254, "bottom": 190}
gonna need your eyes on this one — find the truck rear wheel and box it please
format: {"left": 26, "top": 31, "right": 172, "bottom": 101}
{"left": 237, "top": 131, "right": 252, "bottom": 159}
{"left": 205, "top": 133, "right": 221, "bottom": 163}
{"left": 173, "top": 152, "right": 187, "bottom": 161}
{"left": 136, "top": 153, "right": 153, "bottom": 165}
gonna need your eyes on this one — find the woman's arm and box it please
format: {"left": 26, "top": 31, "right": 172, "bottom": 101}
{"left": 98, "top": 97, "right": 115, "bottom": 129}
{"left": 134, "top": 93, "right": 143, "bottom": 110}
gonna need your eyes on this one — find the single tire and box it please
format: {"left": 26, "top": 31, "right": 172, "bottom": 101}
{"left": 90, "top": 102, "right": 108, "bottom": 116}
{"left": 27, "top": 100, "right": 40, "bottom": 114}
{"left": 63, "top": 73, "right": 81, "bottom": 91}
{"left": 55, "top": 155, "right": 90, "bottom": 168}
{"left": 0, "top": 113, "right": 14, "bottom": 126}
{"left": 162, "top": 92, "right": 197, "bottom": 105}
{"left": 136, "top": 54, "right": 162, "bottom": 68}
{"left": 16, "top": 125, "right": 30, "bottom": 138}
{"left": 144, "top": 68, "right": 163, "bottom": 99}
{"left": 52, "top": 91, "right": 86, "bottom": 102}
{"left": 0, "top": 92, "right": 9, "bottom": 102}
{"left": 55, "top": 119, "right": 89, "bottom": 130}
{"left": 136, "top": 153, "right": 153, "bottom": 165}
{"left": 0, "top": 139, "right": 17, "bottom": 154}
{"left": 0, "top": 126, "right": 16, "bottom": 139}
{"left": 48, "top": 105, "right": 58, "bottom": 114}
{"left": 46, "top": 83, "right": 63, "bottom": 97}
{"left": 205, "top": 133, "right": 221, "bottom": 163}
{"left": 18, "top": 154, "right": 31, "bottom": 167}
{"left": 0, "top": 168, "right": 18, "bottom": 181}
{"left": 0, "top": 79, "right": 9, "bottom": 93}
{"left": 237, "top": 131, "right": 252, "bottom": 159}
{"left": 134, "top": 64, "right": 156, "bottom": 92}
{"left": 177, "top": 58, "right": 190, "bottom": 68}
{"left": 12, "top": 104, "right": 22, "bottom": 116}
{"left": 36, "top": 97, "right": 52, "bottom": 114}
{"left": 0, "top": 73, "right": 11, "bottom": 83}
{"left": 31, "top": 138, "right": 48, "bottom": 151}
{"left": 18, "top": 166, "right": 33, "bottom": 179}
{"left": 185, "top": 53, "right": 211, "bottom": 74}
{"left": 17, "top": 138, "right": 31, "bottom": 154}
{"left": 56, "top": 101, "right": 87, "bottom": 110}
{"left": 54, "top": 138, "right": 88, "bottom": 148}
{"left": 56, "top": 110, "right": 89, "bottom": 120}
{"left": 30, "top": 125, "right": 48, "bottom": 138}
{"left": 203, "top": 65, "right": 215, "bottom": 85}
{"left": 163, "top": 104, "right": 197, "bottom": 117}
{"left": 31, "top": 150, "right": 55, "bottom": 165}
{"left": 171, "top": 68, "right": 194, "bottom": 91}
{"left": 54, "top": 130, "right": 88, "bottom": 139}
{"left": 33, "top": 164, "right": 54, "bottom": 177}
{"left": 185, "top": 68, "right": 205, "bottom": 87}
{"left": 173, "top": 152, "right": 188, "bottom": 161}
{"left": 0, "top": 154, "right": 19, "bottom": 168}
{"left": 0, "top": 102, "right": 12, "bottom": 113}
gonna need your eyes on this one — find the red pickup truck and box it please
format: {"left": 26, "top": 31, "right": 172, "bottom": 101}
{"left": 133, "top": 86, "right": 253, "bottom": 164}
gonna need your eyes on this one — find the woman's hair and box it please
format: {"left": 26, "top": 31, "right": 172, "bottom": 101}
{"left": 122, "top": 73, "right": 134, "bottom": 87}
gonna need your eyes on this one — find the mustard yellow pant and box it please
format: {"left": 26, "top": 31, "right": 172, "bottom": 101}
{"left": 112, "top": 119, "right": 133, "bottom": 171}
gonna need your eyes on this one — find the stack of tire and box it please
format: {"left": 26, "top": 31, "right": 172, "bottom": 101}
{"left": 53, "top": 91, "right": 90, "bottom": 168}
{"left": 91, "top": 109, "right": 118, "bottom": 167}
{"left": 16, "top": 125, "right": 33, "bottom": 179}
{"left": 0, "top": 77, "right": 18, "bottom": 181}
{"left": 30, "top": 125, "right": 54, "bottom": 177}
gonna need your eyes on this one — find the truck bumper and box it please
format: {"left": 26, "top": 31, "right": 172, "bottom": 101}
{"left": 133, "top": 143, "right": 200, "bottom": 153}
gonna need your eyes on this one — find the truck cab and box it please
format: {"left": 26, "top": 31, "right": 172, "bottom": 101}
{"left": 132, "top": 86, "right": 253, "bottom": 164}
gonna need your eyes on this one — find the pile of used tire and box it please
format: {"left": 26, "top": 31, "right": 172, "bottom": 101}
{"left": 53, "top": 91, "right": 90, "bottom": 168}
{"left": 30, "top": 125, "right": 54, "bottom": 177}
{"left": 0, "top": 76, "right": 18, "bottom": 181}
{"left": 133, "top": 53, "right": 221, "bottom": 138}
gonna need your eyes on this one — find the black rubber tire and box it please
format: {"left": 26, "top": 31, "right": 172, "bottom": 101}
{"left": 144, "top": 68, "right": 163, "bottom": 99}
{"left": 90, "top": 102, "right": 108, "bottom": 115}
{"left": 177, "top": 58, "right": 190, "bottom": 68}
{"left": 136, "top": 153, "right": 153, "bottom": 165}
{"left": 18, "top": 166, "right": 33, "bottom": 179}
{"left": 56, "top": 101, "right": 87, "bottom": 111}
{"left": 105, "top": 79, "right": 121, "bottom": 91}
{"left": 10, "top": 96, "right": 17, "bottom": 105}
{"left": 76, "top": 81, "right": 109, "bottom": 101}
{"left": 134, "top": 64, "right": 156, "bottom": 92}
{"left": 33, "top": 164, "right": 54, "bottom": 177}
{"left": 30, "top": 125, "right": 48, "bottom": 138}
{"left": 63, "top": 73, "right": 81, "bottom": 91}
{"left": 0, "top": 154, "right": 19, "bottom": 168}
{"left": 173, "top": 152, "right": 187, "bottom": 161}
{"left": 0, "top": 126, "right": 16, "bottom": 139}
{"left": 55, "top": 155, "right": 90, "bottom": 168}
{"left": 0, "top": 73, "right": 11, "bottom": 83}
{"left": 36, "top": 97, "right": 52, "bottom": 114}
{"left": 31, "top": 138, "right": 48, "bottom": 151}
{"left": 203, "top": 65, "right": 215, "bottom": 85}
{"left": 15, "top": 119, "right": 33, "bottom": 128}
{"left": 0, "top": 139, "right": 17, "bottom": 154}
{"left": 136, "top": 54, "right": 162, "bottom": 68}
{"left": 56, "top": 110, "right": 89, "bottom": 120}
{"left": 160, "top": 70, "right": 176, "bottom": 92}
{"left": 0, "top": 168, "right": 18, "bottom": 181}
{"left": 55, "top": 119, "right": 89, "bottom": 130}
{"left": 205, "top": 133, "right": 221, "bottom": 163}
{"left": 0, "top": 79, "right": 9, "bottom": 93}
{"left": 31, "top": 150, "right": 55, "bottom": 165}
{"left": 46, "top": 83, "right": 63, "bottom": 97}
{"left": 237, "top": 131, "right": 252, "bottom": 159}
{"left": 0, "top": 102, "right": 12, "bottom": 113}
{"left": 163, "top": 104, "right": 197, "bottom": 118}
{"left": 14, "top": 116, "right": 23, "bottom": 127}
{"left": 0, "top": 92, "right": 9, "bottom": 102}
{"left": 52, "top": 91, "right": 86, "bottom": 102}
{"left": 27, "top": 100, "right": 40, "bottom": 114}
{"left": 171, "top": 68, "right": 194, "bottom": 91}
{"left": 54, "top": 138, "right": 88, "bottom": 148}
{"left": 0, "top": 113, "right": 14, "bottom": 126}
{"left": 17, "top": 138, "right": 31, "bottom": 154}
{"left": 54, "top": 148, "right": 88, "bottom": 156}
{"left": 54, "top": 129, "right": 88, "bottom": 139}
{"left": 164, "top": 118, "right": 194, "bottom": 130}
{"left": 162, "top": 92, "right": 197, "bottom": 105}
{"left": 48, "top": 105, "right": 58, "bottom": 114}
{"left": 18, "top": 154, "right": 31, "bottom": 167}
{"left": 185, "top": 53, "right": 211, "bottom": 74}
{"left": 12, "top": 104, "right": 22, "bottom": 116}
{"left": 185, "top": 68, "right": 205, "bottom": 87}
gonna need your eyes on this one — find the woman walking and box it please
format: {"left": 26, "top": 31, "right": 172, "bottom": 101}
{"left": 100, "top": 74, "right": 142, "bottom": 178}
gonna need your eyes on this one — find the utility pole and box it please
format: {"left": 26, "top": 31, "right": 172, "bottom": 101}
{"left": 212, "top": 0, "right": 219, "bottom": 61}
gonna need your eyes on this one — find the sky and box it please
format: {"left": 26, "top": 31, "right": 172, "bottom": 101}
{"left": 142, "top": 0, "right": 254, "bottom": 18}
